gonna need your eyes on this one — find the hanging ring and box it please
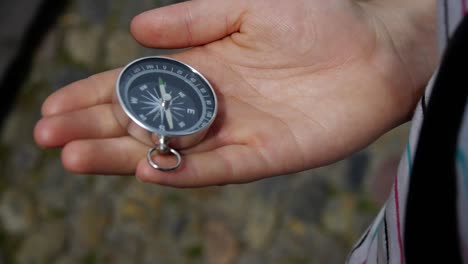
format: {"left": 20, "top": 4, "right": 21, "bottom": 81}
{"left": 146, "top": 146, "right": 182, "bottom": 171}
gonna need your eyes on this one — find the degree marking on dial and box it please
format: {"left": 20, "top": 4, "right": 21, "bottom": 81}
{"left": 139, "top": 114, "right": 147, "bottom": 121}
{"left": 172, "top": 110, "right": 184, "bottom": 117}
{"left": 141, "top": 95, "right": 157, "bottom": 103}
{"left": 172, "top": 113, "right": 180, "bottom": 122}
{"left": 140, "top": 105, "right": 156, "bottom": 110}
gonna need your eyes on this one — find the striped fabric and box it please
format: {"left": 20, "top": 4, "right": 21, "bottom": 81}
{"left": 347, "top": 1, "right": 468, "bottom": 263}
{"left": 438, "top": 0, "right": 468, "bottom": 54}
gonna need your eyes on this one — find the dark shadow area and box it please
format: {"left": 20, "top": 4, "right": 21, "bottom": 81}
{"left": 0, "top": 0, "right": 69, "bottom": 130}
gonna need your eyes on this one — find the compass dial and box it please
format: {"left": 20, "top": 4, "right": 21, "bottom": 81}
{"left": 116, "top": 57, "right": 217, "bottom": 137}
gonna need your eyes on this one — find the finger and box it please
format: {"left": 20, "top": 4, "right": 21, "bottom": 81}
{"left": 61, "top": 137, "right": 147, "bottom": 175}
{"left": 42, "top": 69, "right": 121, "bottom": 116}
{"left": 130, "top": 0, "right": 246, "bottom": 48}
{"left": 136, "top": 144, "right": 273, "bottom": 188}
{"left": 34, "top": 104, "right": 126, "bottom": 147}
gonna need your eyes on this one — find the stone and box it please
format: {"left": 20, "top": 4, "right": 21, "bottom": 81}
{"left": 53, "top": 255, "right": 79, "bottom": 264}
{"left": 117, "top": 0, "right": 157, "bottom": 27}
{"left": 101, "top": 245, "right": 141, "bottom": 264}
{"left": 267, "top": 224, "right": 347, "bottom": 264}
{"left": 210, "top": 185, "right": 253, "bottom": 229}
{"left": 203, "top": 220, "right": 239, "bottom": 264}
{"left": 252, "top": 175, "right": 291, "bottom": 201}
{"left": 77, "top": 0, "right": 111, "bottom": 24}
{"left": 16, "top": 220, "right": 66, "bottom": 264}
{"left": 0, "top": 190, "right": 35, "bottom": 235}
{"left": 1, "top": 109, "right": 33, "bottom": 146}
{"left": 111, "top": 182, "right": 166, "bottom": 239}
{"left": 287, "top": 176, "right": 329, "bottom": 223}
{"left": 140, "top": 239, "right": 186, "bottom": 264}
{"left": 71, "top": 195, "right": 111, "bottom": 251}
{"left": 265, "top": 228, "right": 310, "bottom": 264}
{"left": 237, "top": 251, "right": 267, "bottom": 264}
{"left": 11, "top": 143, "right": 40, "bottom": 172}
{"left": 105, "top": 29, "right": 140, "bottom": 68}
{"left": 346, "top": 150, "right": 370, "bottom": 191}
{"left": 36, "top": 161, "right": 70, "bottom": 213}
{"left": 321, "top": 194, "right": 356, "bottom": 236}
{"left": 35, "top": 28, "right": 59, "bottom": 64}
{"left": 114, "top": 197, "right": 153, "bottom": 235}
{"left": 243, "top": 199, "right": 278, "bottom": 250}
{"left": 64, "top": 25, "right": 103, "bottom": 67}
{"left": 286, "top": 217, "right": 307, "bottom": 237}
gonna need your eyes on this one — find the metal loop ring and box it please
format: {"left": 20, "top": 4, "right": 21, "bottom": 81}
{"left": 147, "top": 146, "right": 182, "bottom": 171}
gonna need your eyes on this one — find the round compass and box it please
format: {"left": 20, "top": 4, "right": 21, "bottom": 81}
{"left": 114, "top": 56, "right": 217, "bottom": 171}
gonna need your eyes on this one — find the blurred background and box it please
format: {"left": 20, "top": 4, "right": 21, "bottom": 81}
{"left": 0, "top": 0, "right": 410, "bottom": 263}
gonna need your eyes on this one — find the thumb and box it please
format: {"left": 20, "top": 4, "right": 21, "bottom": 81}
{"left": 130, "top": 0, "right": 246, "bottom": 48}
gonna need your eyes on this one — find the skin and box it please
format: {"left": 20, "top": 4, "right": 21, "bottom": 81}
{"left": 34, "top": 0, "right": 437, "bottom": 187}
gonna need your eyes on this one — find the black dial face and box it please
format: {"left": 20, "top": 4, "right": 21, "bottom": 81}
{"left": 117, "top": 57, "right": 217, "bottom": 136}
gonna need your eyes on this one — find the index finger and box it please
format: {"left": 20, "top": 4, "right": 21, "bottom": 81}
{"left": 41, "top": 69, "right": 121, "bottom": 116}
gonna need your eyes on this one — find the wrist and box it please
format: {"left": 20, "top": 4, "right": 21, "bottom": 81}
{"left": 360, "top": 0, "right": 438, "bottom": 118}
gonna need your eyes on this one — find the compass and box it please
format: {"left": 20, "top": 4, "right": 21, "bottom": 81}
{"left": 114, "top": 56, "right": 217, "bottom": 171}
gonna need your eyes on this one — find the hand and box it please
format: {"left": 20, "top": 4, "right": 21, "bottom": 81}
{"left": 34, "top": 0, "right": 436, "bottom": 187}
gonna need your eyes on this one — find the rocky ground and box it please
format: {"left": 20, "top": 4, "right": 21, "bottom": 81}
{"left": 0, "top": 0, "right": 410, "bottom": 263}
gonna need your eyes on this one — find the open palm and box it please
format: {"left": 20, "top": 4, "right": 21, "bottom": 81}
{"left": 34, "top": 0, "right": 435, "bottom": 187}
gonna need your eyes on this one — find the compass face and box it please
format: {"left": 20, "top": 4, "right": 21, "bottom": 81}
{"left": 116, "top": 57, "right": 217, "bottom": 136}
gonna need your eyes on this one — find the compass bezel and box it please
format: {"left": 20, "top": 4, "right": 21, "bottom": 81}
{"left": 115, "top": 56, "right": 218, "bottom": 137}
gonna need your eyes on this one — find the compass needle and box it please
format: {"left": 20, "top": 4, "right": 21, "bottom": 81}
{"left": 166, "top": 108, "right": 174, "bottom": 129}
